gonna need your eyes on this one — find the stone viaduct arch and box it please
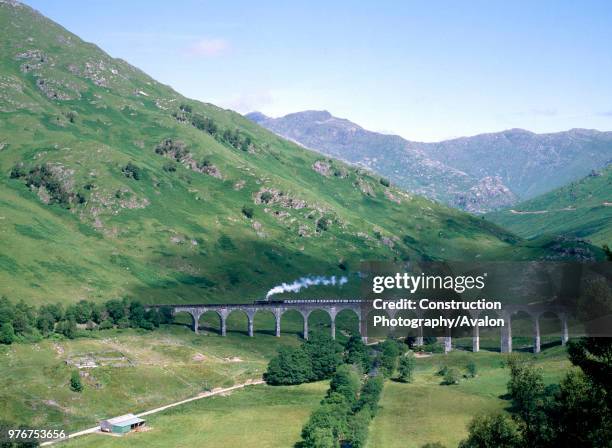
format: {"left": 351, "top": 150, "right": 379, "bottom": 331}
{"left": 150, "top": 300, "right": 569, "bottom": 353}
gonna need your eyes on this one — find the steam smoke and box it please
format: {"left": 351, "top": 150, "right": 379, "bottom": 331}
{"left": 266, "top": 275, "right": 348, "bottom": 299}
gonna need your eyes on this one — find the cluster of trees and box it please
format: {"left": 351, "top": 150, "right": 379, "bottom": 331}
{"left": 459, "top": 337, "right": 611, "bottom": 447}
{"left": 300, "top": 365, "right": 385, "bottom": 448}
{"left": 0, "top": 296, "right": 173, "bottom": 345}
{"left": 265, "top": 335, "right": 399, "bottom": 447}
{"left": 378, "top": 339, "right": 405, "bottom": 376}
{"left": 264, "top": 333, "right": 343, "bottom": 385}
{"left": 10, "top": 163, "right": 85, "bottom": 207}
{"left": 155, "top": 138, "right": 190, "bottom": 161}
{"left": 173, "top": 105, "right": 253, "bottom": 152}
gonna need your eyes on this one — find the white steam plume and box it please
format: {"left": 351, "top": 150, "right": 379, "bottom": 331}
{"left": 266, "top": 275, "right": 348, "bottom": 299}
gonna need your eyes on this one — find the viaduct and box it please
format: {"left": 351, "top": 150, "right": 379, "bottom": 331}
{"left": 149, "top": 299, "right": 570, "bottom": 354}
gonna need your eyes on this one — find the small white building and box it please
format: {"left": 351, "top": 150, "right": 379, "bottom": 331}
{"left": 100, "top": 414, "right": 145, "bottom": 434}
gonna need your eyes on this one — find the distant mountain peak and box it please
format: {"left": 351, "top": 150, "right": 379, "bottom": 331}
{"left": 244, "top": 111, "right": 269, "bottom": 123}
{"left": 248, "top": 109, "right": 612, "bottom": 213}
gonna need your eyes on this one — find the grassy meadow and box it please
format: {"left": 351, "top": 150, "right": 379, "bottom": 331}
{"left": 64, "top": 382, "right": 328, "bottom": 448}
{"left": 367, "top": 347, "right": 571, "bottom": 448}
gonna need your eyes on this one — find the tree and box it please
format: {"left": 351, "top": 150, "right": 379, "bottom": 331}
{"left": 57, "top": 319, "right": 77, "bottom": 339}
{"left": 303, "top": 427, "right": 337, "bottom": 448}
{"left": 159, "top": 306, "right": 174, "bottom": 324}
{"left": 546, "top": 369, "right": 611, "bottom": 447}
{"left": 0, "top": 296, "right": 15, "bottom": 326}
{"left": 0, "top": 322, "right": 15, "bottom": 345}
{"left": 379, "top": 339, "right": 400, "bottom": 377}
{"left": 264, "top": 346, "right": 313, "bottom": 385}
{"left": 129, "top": 300, "right": 146, "bottom": 328}
{"left": 301, "top": 393, "right": 350, "bottom": 447}
{"left": 303, "top": 333, "right": 343, "bottom": 380}
{"left": 345, "top": 335, "right": 370, "bottom": 372}
{"left": 329, "top": 364, "right": 361, "bottom": 406}
{"left": 346, "top": 407, "right": 371, "bottom": 448}
{"left": 105, "top": 300, "right": 125, "bottom": 324}
{"left": 458, "top": 414, "right": 522, "bottom": 448}
{"left": 567, "top": 337, "right": 612, "bottom": 397}
{"left": 73, "top": 300, "right": 93, "bottom": 324}
{"left": 506, "top": 356, "right": 545, "bottom": 426}
{"left": 398, "top": 353, "right": 416, "bottom": 383}
{"left": 70, "top": 370, "right": 83, "bottom": 392}
{"left": 357, "top": 376, "right": 384, "bottom": 417}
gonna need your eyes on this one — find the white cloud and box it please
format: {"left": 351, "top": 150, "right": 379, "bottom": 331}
{"left": 215, "top": 90, "right": 274, "bottom": 114}
{"left": 186, "top": 38, "right": 230, "bottom": 57}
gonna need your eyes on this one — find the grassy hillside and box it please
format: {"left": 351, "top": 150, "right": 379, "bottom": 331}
{"left": 488, "top": 165, "right": 612, "bottom": 246}
{"left": 0, "top": 1, "right": 558, "bottom": 306}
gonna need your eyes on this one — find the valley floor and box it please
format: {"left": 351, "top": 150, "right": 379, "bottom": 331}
{"left": 0, "top": 323, "right": 572, "bottom": 448}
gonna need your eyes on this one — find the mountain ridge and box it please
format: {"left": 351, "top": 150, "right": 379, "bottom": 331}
{"left": 247, "top": 110, "right": 612, "bottom": 212}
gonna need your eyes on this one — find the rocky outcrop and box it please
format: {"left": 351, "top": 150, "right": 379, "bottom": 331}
{"left": 453, "top": 176, "right": 517, "bottom": 214}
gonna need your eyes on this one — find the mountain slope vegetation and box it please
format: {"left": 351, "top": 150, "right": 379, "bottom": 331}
{"left": 0, "top": 1, "right": 596, "bottom": 305}
{"left": 487, "top": 165, "right": 612, "bottom": 246}
{"left": 248, "top": 111, "right": 612, "bottom": 212}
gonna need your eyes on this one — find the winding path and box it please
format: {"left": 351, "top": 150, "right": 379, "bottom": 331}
{"left": 40, "top": 379, "right": 264, "bottom": 446}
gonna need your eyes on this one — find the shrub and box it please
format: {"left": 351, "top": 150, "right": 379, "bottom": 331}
{"left": 443, "top": 367, "right": 461, "bottom": 385}
{"left": 191, "top": 114, "right": 218, "bottom": 135}
{"left": 467, "top": 360, "right": 477, "bottom": 378}
{"left": 70, "top": 370, "right": 83, "bottom": 392}
{"left": 122, "top": 162, "right": 141, "bottom": 180}
{"left": 379, "top": 177, "right": 390, "bottom": 187}
{"left": 241, "top": 206, "right": 254, "bottom": 219}
{"left": 260, "top": 191, "right": 273, "bottom": 203}
{"left": 0, "top": 323, "right": 15, "bottom": 345}
{"left": 398, "top": 353, "right": 416, "bottom": 383}
{"left": 179, "top": 103, "right": 192, "bottom": 113}
{"left": 98, "top": 320, "right": 113, "bottom": 330}
{"left": 9, "top": 164, "right": 25, "bottom": 179}
{"left": 317, "top": 217, "right": 330, "bottom": 232}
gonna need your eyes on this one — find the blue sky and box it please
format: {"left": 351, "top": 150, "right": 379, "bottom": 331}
{"left": 26, "top": 0, "right": 612, "bottom": 141}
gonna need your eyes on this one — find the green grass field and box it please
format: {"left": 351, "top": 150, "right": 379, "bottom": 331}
{"left": 0, "top": 324, "right": 306, "bottom": 432}
{"left": 65, "top": 382, "right": 328, "bottom": 448}
{"left": 0, "top": 321, "right": 573, "bottom": 448}
{"left": 367, "top": 347, "right": 572, "bottom": 448}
